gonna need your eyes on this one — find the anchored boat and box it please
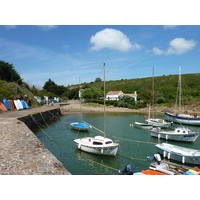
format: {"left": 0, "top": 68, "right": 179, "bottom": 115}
{"left": 155, "top": 143, "right": 200, "bottom": 165}
{"left": 150, "top": 127, "right": 200, "bottom": 142}
{"left": 74, "top": 63, "right": 119, "bottom": 156}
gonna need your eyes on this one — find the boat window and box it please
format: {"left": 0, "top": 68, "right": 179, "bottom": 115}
{"left": 105, "top": 141, "right": 112, "bottom": 145}
{"left": 183, "top": 131, "right": 185, "bottom": 133}
{"left": 93, "top": 141, "right": 103, "bottom": 145}
{"left": 177, "top": 130, "right": 180, "bottom": 133}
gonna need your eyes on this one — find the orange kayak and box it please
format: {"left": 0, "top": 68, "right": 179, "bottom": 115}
{"left": 0, "top": 101, "right": 7, "bottom": 111}
{"left": 141, "top": 169, "right": 167, "bottom": 175}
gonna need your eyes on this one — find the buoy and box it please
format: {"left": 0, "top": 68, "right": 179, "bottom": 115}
{"left": 182, "top": 156, "right": 185, "bottom": 163}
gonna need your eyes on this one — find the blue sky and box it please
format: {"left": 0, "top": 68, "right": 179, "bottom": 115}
{"left": 0, "top": 25, "right": 200, "bottom": 88}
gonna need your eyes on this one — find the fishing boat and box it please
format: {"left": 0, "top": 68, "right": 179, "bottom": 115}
{"left": 150, "top": 126, "right": 200, "bottom": 142}
{"left": 74, "top": 63, "right": 119, "bottom": 156}
{"left": 164, "top": 66, "right": 200, "bottom": 125}
{"left": 155, "top": 143, "right": 200, "bottom": 165}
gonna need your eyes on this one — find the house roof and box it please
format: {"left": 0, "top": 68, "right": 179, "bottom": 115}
{"left": 106, "top": 91, "right": 122, "bottom": 95}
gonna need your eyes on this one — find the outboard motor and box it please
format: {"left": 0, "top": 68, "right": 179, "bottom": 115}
{"left": 147, "top": 154, "right": 161, "bottom": 165}
{"left": 118, "top": 164, "right": 134, "bottom": 175}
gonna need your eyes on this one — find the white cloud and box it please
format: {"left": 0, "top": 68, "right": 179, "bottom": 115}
{"left": 90, "top": 28, "right": 141, "bottom": 52}
{"left": 152, "top": 47, "right": 164, "bottom": 55}
{"left": 152, "top": 38, "right": 197, "bottom": 55}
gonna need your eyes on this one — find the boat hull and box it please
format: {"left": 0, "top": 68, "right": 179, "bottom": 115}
{"left": 155, "top": 143, "right": 200, "bottom": 165}
{"left": 70, "top": 122, "right": 92, "bottom": 131}
{"left": 145, "top": 119, "right": 171, "bottom": 128}
{"left": 165, "top": 112, "right": 200, "bottom": 126}
{"left": 134, "top": 122, "right": 152, "bottom": 129}
{"left": 74, "top": 138, "right": 119, "bottom": 156}
{"left": 150, "top": 130, "right": 200, "bottom": 142}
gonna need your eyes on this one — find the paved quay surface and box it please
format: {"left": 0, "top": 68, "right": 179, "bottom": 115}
{"left": 0, "top": 104, "right": 71, "bottom": 175}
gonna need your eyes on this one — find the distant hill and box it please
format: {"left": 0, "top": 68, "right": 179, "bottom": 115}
{"left": 79, "top": 73, "right": 200, "bottom": 105}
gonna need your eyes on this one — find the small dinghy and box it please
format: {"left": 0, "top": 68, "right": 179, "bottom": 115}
{"left": 155, "top": 143, "right": 200, "bottom": 165}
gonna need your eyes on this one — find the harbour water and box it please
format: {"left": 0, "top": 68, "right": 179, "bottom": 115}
{"left": 32, "top": 112, "right": 200, "bottom": 175}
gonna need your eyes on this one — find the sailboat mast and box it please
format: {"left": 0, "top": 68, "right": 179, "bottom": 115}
{"left": 103, "top": 63, "right": 106, "bottom": 138}
{"left": 152, "top": 66, "right": 154, "bottom": 118}
{"left": 79, "top": 76, "right": 82, "bottom": 122}
{"left": 179, "top": 66, "right": 182, "bottom": 112}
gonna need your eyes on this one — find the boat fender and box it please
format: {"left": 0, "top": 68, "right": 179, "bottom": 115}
{"left": 158, "top": 134, "right": 160, "bottom": 139}
{"left": 101, "top": 148, "right": 103, "bottom": 154}
{"left": 182, "top": 156, "right": 185, "bottom": 164}
{"left": 163, "top": 151, "right": 166, "bottom": 157}
{"left": 78, "top": 143, "right": 81, "bottom": 149}
{"left": 166, "top": 135, "right": 168, "bottom": 140}
{"left": 154, "top": 154, "right": 161, "bottom": 165}
{"left": 118, "top": 164, "right": 134, "bottom": 175}
{"left": 168, "top": 153, "right": 170, "bottom": 159}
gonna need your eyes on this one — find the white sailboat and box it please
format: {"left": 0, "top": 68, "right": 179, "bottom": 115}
{"left": 74, "top": 63, "right": 119, "bottom": 156}
{"left": 164, "top": 66, "right": 200, "bottom": 125}
{"left": 144, "top": 67, "right": 171, "bottom": 128}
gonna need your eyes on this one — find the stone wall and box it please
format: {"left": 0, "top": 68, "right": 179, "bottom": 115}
{"left": 18, "top": 108, "right": 61, "bottom": 129}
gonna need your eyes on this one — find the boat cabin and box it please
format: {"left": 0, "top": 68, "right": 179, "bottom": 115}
{"left": 92, "top": 136, "right": 114, "bottom": 146}
{"left": 175, "top": 128, "right": 192, "bottom": 134}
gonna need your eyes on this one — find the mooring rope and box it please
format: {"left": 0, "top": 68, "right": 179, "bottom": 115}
{"left": 40, "top": 112, "right": 50, "bottom": 128}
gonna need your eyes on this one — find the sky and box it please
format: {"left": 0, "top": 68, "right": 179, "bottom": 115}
{"left": 0, "top": 0, "right": 200, "bottom": 89}
{"left": 0, "top": 25, "right": 200, "bottom": 88}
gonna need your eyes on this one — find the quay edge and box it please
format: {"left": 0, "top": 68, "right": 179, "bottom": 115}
{"left": 0, "top": 106, "right": 71, "bottom": 175}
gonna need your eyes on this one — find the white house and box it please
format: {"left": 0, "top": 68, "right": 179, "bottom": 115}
{"left": 106, "top": 91, "right": 124, "bottom": 100}
{"left": 106, "top": 90, "right": 137, "bottom": 101}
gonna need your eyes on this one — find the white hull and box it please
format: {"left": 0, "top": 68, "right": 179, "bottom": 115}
{"left": 145, "top": 118, "right": 172, "bottom": 128}
{"left": 165, "top": 112, "right": 200, "bottom": 126}
{"left": 74, "top": 136, "right": 119, "bottom": 156}
{"left": 150, "top": 127, "right": 200, "bottom": 142}
{"left": 134, "top": 122, "right": 152, "bottom": 129}
{"left": 156, "top": 143, "right": 200, "bottom": 165}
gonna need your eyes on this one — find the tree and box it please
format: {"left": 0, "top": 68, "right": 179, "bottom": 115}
{"left": 82, "top": 87, "right": 103, "bottom": 99}
{"left": 95, "top": 77, "right": 102, "bottom": 82}
{"left": 43, "top": 79, "right": 56, "bottom": 93}
{"left": 0, "top": 60, "right": 21, "bottom": 83}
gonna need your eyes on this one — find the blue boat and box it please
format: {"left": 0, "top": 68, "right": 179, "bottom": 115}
{"left": 70, "top": 122, "right": 92, "bottom": 131}
{"left": 155, "top": 143, "right": 200, "bottom": 165}
{"left": 3, "top": 99, "right": 10, "bottom": 110}
{"left": 21, "top": 100, "right": 29, "bottom": 109}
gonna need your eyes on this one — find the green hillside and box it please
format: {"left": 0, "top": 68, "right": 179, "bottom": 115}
{"left": 80, "top": 73, "right": 200, "bottom": 106}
